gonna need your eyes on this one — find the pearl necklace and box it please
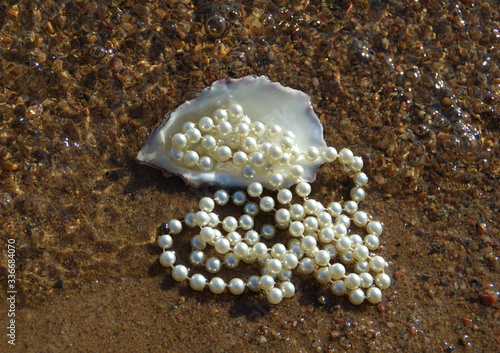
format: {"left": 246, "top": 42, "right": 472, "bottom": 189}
{"left": 157, "top": 104, "right": 390, "bottom": 305}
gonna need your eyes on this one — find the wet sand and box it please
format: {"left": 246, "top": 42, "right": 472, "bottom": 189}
{"left": 1, "top": 0, "right": 499, "bottom": 352}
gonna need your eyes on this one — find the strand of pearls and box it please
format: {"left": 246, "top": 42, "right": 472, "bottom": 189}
{"left": 168, "top": 103, "right": 347, "bottom": 189}
{"left": 158, "top": 106, "right": 391, "bottom": 304}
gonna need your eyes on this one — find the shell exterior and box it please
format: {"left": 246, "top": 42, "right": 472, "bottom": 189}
{"left": 137, "top": 75, "right": 327, "bottom": 188}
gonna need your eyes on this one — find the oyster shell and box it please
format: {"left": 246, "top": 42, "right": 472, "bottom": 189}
{"left": 137, "top": 75, "right": 327, "bottom": 188}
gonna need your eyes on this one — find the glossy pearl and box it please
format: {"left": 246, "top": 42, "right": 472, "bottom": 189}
{"left": 209, "top": 277, "right": 226, "bottom": 294}
{"left": 228, "top": 278, "right": 245, "bottom": 295}
{"left": 171, "top": 265, "right": 188, "bottom": 282}
{"left": 160, "top": 251, "right": 176, "bottom": 267}
{"left": 190, "top": 273, "right": 207, "bottom": 291}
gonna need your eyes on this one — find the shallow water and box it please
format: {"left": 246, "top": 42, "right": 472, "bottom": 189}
{"left": 0, "top": 0, "right": 499, "bottom": 351}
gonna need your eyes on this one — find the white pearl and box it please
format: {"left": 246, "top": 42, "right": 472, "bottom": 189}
{"left": 317, "top": 212, "right": 332, "bottom": 228}
{"left": 222, "top": 216, "right": 238, "bottom": 232}
{"left": 268, "top": 244, "right": 285, "bottom": 260}
{"left": 259, "top": 196, "right": 275, "bottom": 212}
{"left": 209, "top": 277, "right": 226, "bottom": 294}
{"left": 266, "top": 258, "right": 283, "bottom": 276}
{"left": 364, "top": 234, "right": 380, "bottom": 250}
{"left": 304, "top": 200, "right": 319, "bottom": 215}
{"left": 366, "top": 287, "right": 383, "bottom": 304}
{"left": 290, "top": 145, "right": 301, "bottom": 161}
{"left": 350, "top": 234, "right": 363, "bottom": 246}
{"left": 375, "top": 273, "right": 391, "bottom": 289}
{"left": 296, "top": 182, "right": 311, "bottom": 198}
{"left": 323, "top": 244, "right": 337, "bottom": 259}
{"left": 289, "top": 245, "right": 304, "bottom": 260}
{"left": 319, "top": 227, "right": 334, "bottom": 243}
{"left": 349, "top": 288, "right": 365, "bottom": 305}
{"left": 183, "top": 150, "right": 199, "bottom": 167}
{"left": 315, "top": 267, "right": 331, "bottom": 284}
{"left": 344, "top": 273, "right": 361, "bottom": 290}
{"left": 228, "top": 103, "right": 243, "bottom": 119}
{"left": 306, "top": 246, "right": 319, "bottom": 258}
{"left": 252, "top": 242, "right": 268, "bottom": 259}
{"left": 191, "top": 235, "right": 206, "bottom": 250}
{"left": 247, "top": 275, "right": 260, "bottom": 292}
{"left": 369, "top": 256, "right": 386, "bottom": 272}
{"left": 241, "top": 165, "right": 256, "bottom": 179}
{"left": 171, "top": 264, "right": 188, "bottom": 282}
{"left": 289, "top": 221, "right": 304, "bottom": 237}
{"left": 169, "top": 219, "right": 183, "bottom": 234}
{"left": 199, "top": 227, "right": 215, "bottom": 243}
{"left": 243, "top": 202, "right": 259, "bottom": 216}
{"left": 269, "top": 173, "right": 284, "bottom": 189}
{"left": 194, "top": 211, "right": 210, "bottom": 227}
{"left": 234, "top": 122, "right": 250, "bottom": 137}
{"left": 228, "top": 278, "right": 245, "bottom": 295}
{"left": 206, "top": 256, "right": 222, "bottom": 273}
{"left": 239, "top": 214, "right": 254, "bottom": 230}
{"left": 290, "top": 165, "right": 305, "bottom": 180}
{"left": 349, "top": 156, "right": 364, "bottom": 171}
{"left": 186, "top": 128, "right": 202, "bottom": 144}
{"left": 260, "top": 142, "right": 272, "bottom": 154}
{"left": 329, "top": 263, "right": 346, "bottom": 279}
{"left": 280, "top": 282, "right": 295, "bottom": 298}
{"left": 353, "top": 245, "right": 370, "bottom": 262}
{"left": 213, "top": 108, "right": 228, "bottom": 122}
{"left": 216, "top": 146, "right": 232, "bottom": 162}
{"left": 233, "top": 242, "right": 250, "bottom": 259}
{"left": 354, "top": 261, "right": 369, "bottom": 274}
{"left": 224, "top": 253, "right": 239, "bottom": 269}
{"left": 336, "top": 214, "right": 350, "bottom": 228}
{"left": 190, "top": 273, "right": 207, "bottom": 291}
{"left": 301, "top": 235, "right": 317, "bottom": 252}
{"left": 327, "top": 202, "right": 342, "bottom": 217}
{"left": 172, "top": 133, "right": 188, "bottom": 149}
{"left": 258, "top": 275, "right": 275, "bottom": 291}
{"left": 240, "top": 116, "right": 251, "bottom": 125}
{"left": 333, "top": 223, "right": 347, "bottom": 238}
{"left": 298, "top": 257, "right": 314, "bottom": 274}
{"left": 199, "top": 197, "right": 215, "bottom": 212}
{"left": 314, "top": 250, "right": 331, "bottom": 266}
{"left": 232, "top": 191, "right": 247, "bottom": 206}
{"left": 275, "top": 208, "right": 291, "bottom": 225}
{"left": 184, "top": 213, "right": 196, "bottom": 228}
{"left": 303, "top": 216, "right": 319, "bottom": 232}
{"left": 182, "top": 121, "right": 196, "bottom": 132}
{"left": 214, "top": 238, "right": 230, "bottom": 254}
{"left": 216, "top": 121, "right": 233, "bottom": 136}
{"left": 267, "top": 124, "right": 282, "bottom": 139}
{"left": 350, "top": 187, "right": 366, "bottom": 202}
{"left": 280, "top": 136, "right": 294, "bottom": 151}
{"left": 268, "top": 145, "right": 283, "bottom": 160}
{"left": 201, "top": 135, "right": 217, "bottom": 151}
{"left": 354, "top": 172, "right": 368, "bottom": 186}
{"left": 359, "top": 273, "right": 374, "bottom": 288}
{"left": 169, "top": 150, "right": 183, "bottom": 161}
{"left": 261, "top": 224, "right": 276, "bottom": 239}
{"left": 189, "top": 250, "right": 205, "bottom": 266}
{"left": 266, "top": 287, "right": 284, "bottom": 304}
{"left": 367, "top": 221, "right": 383, "bottom": 236}
{"left": 198, "top": 156, "right": 213, "bottom": 171}
{"left": 277, "top": 189, "right": 293, "bottom": 204}
{"left": 244, "top": 230, "right": 260, "bottom": 245}
{"left": 159, "top": 251, "right": 176, "bottom": 267}
{"left": 283, "top": 253, "right": 299, "bottom": 270}
{"left": 289, "top": 204, "right": 305, "bottom": 220}
{"left": 338, "top": 148, "right": 354, "bottom": 164}
{"left": 340, "top": 252, "right": 354, "bottom": 265}
{"left": 304, "top": 146, "right": 320, "bottom": 161}
{"left": 336, "top": 236, "right": 352, "bottom": 253}
{"left": 214, "top": 189, "right": 229, "bottom": 206}
{"left": 158, "top": 234, "right": 173, "bottom": 249}
{"left": 331, "top": 280, "right": 346, "bottom": 296}
{"left": 198, "top": 116, "right": 214, "bottom": 132}
{"left": 353, "top": 211, "right": 368, "bottom": 227}
{"left": 322, "top": 146, "right": 338, "bottom": 162}
{"left": 250, "top": 121, "right": 266, "bottom": 137}
{"left": 242, "top": 136, "right": 258, "bottom": 153}
{"left": 343, "top": 200, "right": 358, "bottom": 214}
{"left": 247, "top": 181, "right": 263, "bottom": 197}
{"left": 233, "top": 151, "right": 248, "bottom": 167}
{"left": 249, "top": 151, "right": 265, "bottom": 168}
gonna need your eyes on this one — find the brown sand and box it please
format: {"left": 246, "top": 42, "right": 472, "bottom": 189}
{"left": 1, "top": 0, "right": 499, "bottom": 352}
